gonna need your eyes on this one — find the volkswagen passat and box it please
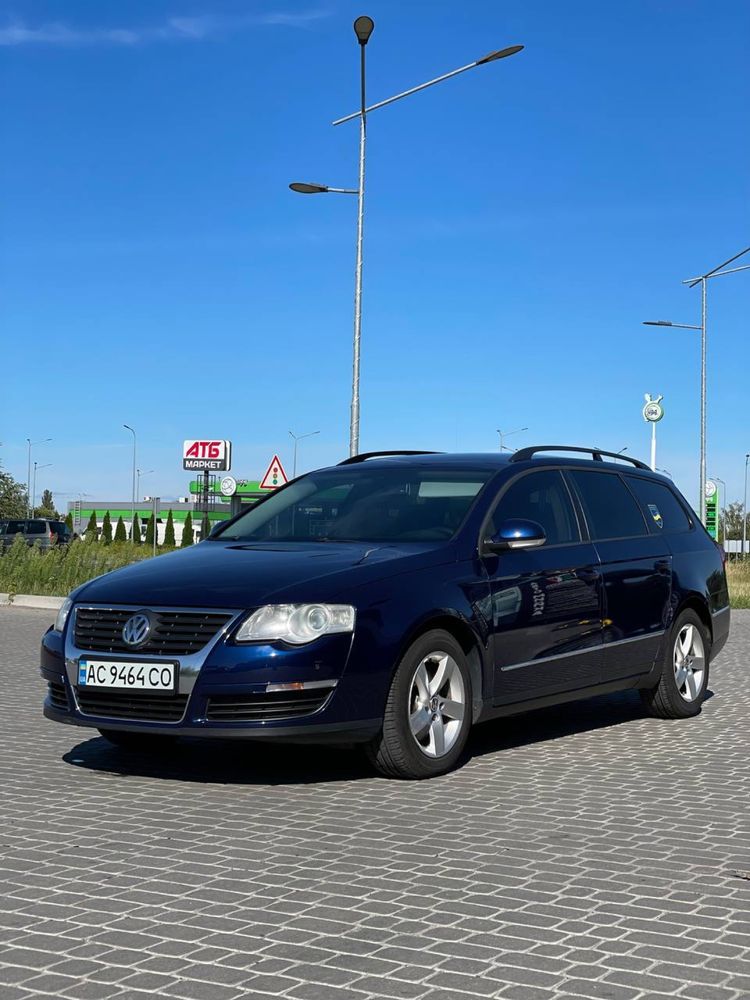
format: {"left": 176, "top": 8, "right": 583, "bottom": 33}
{"left": 41, "top": 447, "right": 730, "bottom": 779}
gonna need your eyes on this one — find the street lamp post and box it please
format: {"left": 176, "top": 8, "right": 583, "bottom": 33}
{"left": 123, "top": 425, "right": 137, "bottom": 542}
{"left": 496, "top": 427, "right": 528, "bottom": 452}
{"left": 32, "top": 462, "right": 52, "bottom": 515}
{"left": 26, "top": 437, "right": 52, "bottom": 518}
{"left": 644, "top": 245, "right": 750, "bottom": 525}
{"left": 289, "top": 430, "right": 320, "bottom": 478}
{"left": 291, "top": 25, "right": 523, "bottom": 456}
{"left": 744, "top": 454, "right": 750, "bottom": 559}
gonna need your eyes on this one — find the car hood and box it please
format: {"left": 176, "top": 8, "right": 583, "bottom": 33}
{"left": 74, "top": 540, "right": 456, "bottom": 609}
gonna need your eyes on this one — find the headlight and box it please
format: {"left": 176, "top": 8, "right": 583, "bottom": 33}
{"left": 236, "top": 604, "right": 355, "bottom": 645}
{"left": 54, "top": 597, "right": 73, "bottom": 633}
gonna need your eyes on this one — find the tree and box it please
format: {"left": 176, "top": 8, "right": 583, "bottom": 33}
{"left": 0, "top": 465, "right": 28, "bottom": 519}
{"left": 40, "top": 489, "right": 57, "bottom": 516}
{"left": 145, "top": 515, "right": 155, "bottom": 547}
{"left": 163, "top": 509, "right": 176, "bottom": 548}
{"left": 131, "top": 513, "right": 142, "bottom": 544}
{"left": 722, "top": 502, "right": 748, "bottom": 541}
{"left": 84, "top": 510, "right": 98, "bottom": 541}
{"left": 65, "top": 512, "right": 74, "bottom": 533}
{"left": 101, "top": 511, "right": 113, "bottom": 544}
{"left": 114, "top": 516, "right": 127, "bottom": 543}
{"left": 181, "top": 511, "right": 194, "bottom": 547}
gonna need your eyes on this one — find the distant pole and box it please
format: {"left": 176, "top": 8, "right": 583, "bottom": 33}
{"left": 289, "top": 429, "right": 320, "bottom": 478}
{"left": 699, "top": 278, "right": 707, "bottom": 523}
{"left": 744, "top": 454, "right": 749, "bottom": 558}
{"left": 123, "top": 425, "right": 136, "bottom": 542}
{"left": 651, "top": 422, "right": 657, "bottom": 472}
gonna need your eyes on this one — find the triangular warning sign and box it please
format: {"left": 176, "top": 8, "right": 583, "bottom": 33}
{"left": 259, "top": 454, "right": 288, "bottom": 490}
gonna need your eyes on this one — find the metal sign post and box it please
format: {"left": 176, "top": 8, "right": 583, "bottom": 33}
{"left": 643, "top": 394, "right": 664, "bottom": 472}
{"left": 152, "top": 497, "right": 160, "bottom": 555}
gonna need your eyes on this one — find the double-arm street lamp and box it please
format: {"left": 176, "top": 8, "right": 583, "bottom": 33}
{"left": 32, "top": 462, "right": 53, "bottom": 515}
{"left": 289, "top": 429, "right": 320, "bottom": 478}
{"left": 644, "top": 245, "right": 750, "bottom": 524}
{"left": 291, "top": 18, "right": 524, "bottom": 456}
{"left": 496, "top": 427, "right": 528, "bottom": 452}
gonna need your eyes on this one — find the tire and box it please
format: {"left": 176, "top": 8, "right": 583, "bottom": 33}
{"left": 98, "top": 729, "right": 177, "bottom": 751}
{"left": 641, "top": 609, "right": 710, "bottom": 719}
{"left": 367, "top": 629, "right": 472, "bottom": 779}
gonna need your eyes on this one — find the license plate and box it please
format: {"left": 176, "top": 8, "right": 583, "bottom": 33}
{"left": 77, "top": 659, "right": 178, "bottom": 693}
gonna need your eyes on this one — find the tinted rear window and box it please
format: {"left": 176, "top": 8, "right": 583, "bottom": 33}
{"left": 26, "top": 521, "right": 46, "bottom": 535}
{"left": 625, "top": 477, "right": 692, "bottom": 534}
{"left": 568, "top": 471, "right": 647, "bottom": 540}
{"left": 4, "top": 521, "right": 27, "bottom": 534}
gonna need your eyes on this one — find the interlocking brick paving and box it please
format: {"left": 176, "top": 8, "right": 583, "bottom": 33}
{"left": 1, "top": 606, "right": 748, "bottom": 999}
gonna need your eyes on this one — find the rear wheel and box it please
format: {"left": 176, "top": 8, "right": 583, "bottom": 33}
{"left": 98, "top": 729, "right": 177, "bottom": 751}
{"left": 641, "top": 609, "right": 710, "bottom": 719}
{"left": 367, "top": 630, "right": 472, "bottom": 779}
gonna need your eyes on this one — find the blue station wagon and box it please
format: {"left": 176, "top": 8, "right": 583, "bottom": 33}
{"left": 41, "top": 446, "right": 730, "bottom": 778}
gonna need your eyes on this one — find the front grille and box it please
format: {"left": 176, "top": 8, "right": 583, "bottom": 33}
{"left": 47, "top": 681, "right": 69, "bottom": 711}
{"left": 205, "top": 687, "right": 334, "bottom": 722}
{"left": 76, "top": 689, "right": 189, "bottom": 722}
{"left": 75, "top": 607, "right": 233, "bottom": 656}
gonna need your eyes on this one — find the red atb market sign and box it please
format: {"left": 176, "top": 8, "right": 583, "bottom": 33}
{"left": 182, "top": 440, "right": 232, "bottom": 472}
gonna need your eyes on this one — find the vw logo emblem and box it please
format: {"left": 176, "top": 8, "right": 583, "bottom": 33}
{"left": 122, "top": 612, "right": 152, "bottom": 647}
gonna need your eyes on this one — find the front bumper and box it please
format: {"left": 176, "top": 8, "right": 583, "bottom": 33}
{"left": 41, "top": 614, "right": 384, "bottom": 744}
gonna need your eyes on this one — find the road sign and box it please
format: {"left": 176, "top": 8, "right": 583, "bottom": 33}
{"left": 705, "top": 480, "right": 717, "bottom": 499}
{"left": 259, "top": 455, "right": 288, "bottom": 490}
{"left": 182, "top": 440, "right": 232, "bottom": 472}
{"left": 219, "top": 475, "right": 237, "bottom": 497}
{"left": 643, "top": 394, "right": 664, "bottom": 423}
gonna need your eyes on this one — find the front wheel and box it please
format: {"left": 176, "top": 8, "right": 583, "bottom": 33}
{"left": 367, "top": 630, "right": 472, "bottom": 779}
{"left": 98, "top": 729, "right": 177, "bottom": 751}
{"left": 641, "top": 609, "right": 710, "bottom": 719}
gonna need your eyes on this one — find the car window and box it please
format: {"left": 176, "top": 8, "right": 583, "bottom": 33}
{"left": 489, "top": 470, "right": 579, "bottom": 546}
{"left": 4, "top": 521, "right": 27, "bottom": 534}
{"left": 625, "top": 477, "right": 692, "bottom": 534}
{"left": 568, "top": 470, "right": 648, "bottom": 540}
{"left": 217, "top": 467, "right": 493, "bottom": 543}
{"left": 26, "top": 521, "right": 46, "bottom": 534}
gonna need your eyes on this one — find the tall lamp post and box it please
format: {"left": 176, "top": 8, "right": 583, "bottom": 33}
{"left": 123, "top": 425, "right": 137, "bottom": 542}
{"left": 744, "top": 453, "right": 750, "bottom": 559}
{"left": 32, "top": 462, "right": 52, "bottom": 515}
{"left": 26, "top": 437, "right": 52, "bottom": 517}
{"left": 496, "top": 427, "right": 528, "bottom": 452}
{"left": 291, "top": 22, "right": 523, "bottom": 456}
{"left": 289, "top": 430, "right": 320, "bottom": 478}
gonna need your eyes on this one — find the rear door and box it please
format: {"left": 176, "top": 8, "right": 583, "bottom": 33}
{"left": 482, "top": 468, "right": 604, "bottom": 704}
{"left": 566, "top": 469, "right": 671, "bottom": 682}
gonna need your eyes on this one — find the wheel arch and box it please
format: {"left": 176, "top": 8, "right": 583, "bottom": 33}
{"left": 674, "top": 594, "right": 713, "bottom": 647}
{"left": 396, "top": 613, "right": 487, "bottom": 723}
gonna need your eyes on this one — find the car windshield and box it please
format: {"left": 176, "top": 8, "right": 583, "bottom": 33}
{"left": 216, "top": 467, "right": 492, "bottom": 543}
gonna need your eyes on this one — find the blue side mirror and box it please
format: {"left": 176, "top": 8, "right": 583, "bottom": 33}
{"left": 484, "top": 518, "right": 546, "bottom": 553}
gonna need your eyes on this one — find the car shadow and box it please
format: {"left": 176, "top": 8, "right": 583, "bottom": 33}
{"left": 61, "top": 688, "right": 714, "bottom": 786}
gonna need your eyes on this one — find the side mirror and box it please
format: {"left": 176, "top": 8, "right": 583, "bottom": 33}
{"left": 484, "top": 518, "right": 546, "bottom": 553}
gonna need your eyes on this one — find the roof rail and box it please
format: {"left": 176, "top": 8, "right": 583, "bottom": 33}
{"left": 510, "top": 445, "right": 651, "bottom": 471}
{"left": 338, "top": 450, "right": 442, "bottom": 466}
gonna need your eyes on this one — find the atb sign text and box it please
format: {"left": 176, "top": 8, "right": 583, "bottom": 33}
{"left": 182, "top": 440, "right": 232, "bottom": 472}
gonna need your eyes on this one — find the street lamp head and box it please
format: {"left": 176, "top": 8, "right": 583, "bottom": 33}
{"left": 643, "top": 320, "right": 673, "bottom": 327}
{"left": 353, "top": 15, "right": 374, "bottom": 45}
{"left": 289, "top": 182, "right": 329, "bottom": 194}
{"left": 476, "top": 44, "right": 524, "bottom": 65}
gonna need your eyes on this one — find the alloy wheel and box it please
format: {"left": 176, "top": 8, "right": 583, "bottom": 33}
{"left": 673, "top": 623, "right": 706, "bottom": 703}
{"left": 408, "top": 652, "right": 466, "bottom": 758}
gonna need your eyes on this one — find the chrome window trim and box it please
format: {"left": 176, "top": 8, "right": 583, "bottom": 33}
{"left": 65, "top": 604, "right": 246, "bottom": 723}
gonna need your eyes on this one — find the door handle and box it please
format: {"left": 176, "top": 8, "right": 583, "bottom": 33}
{"left": 654, "top": 559, "right": 671, "bottom": 575}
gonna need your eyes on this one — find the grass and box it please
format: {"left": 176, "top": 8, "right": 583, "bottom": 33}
{"left": 2, "top": 534, "right": 750, "bottom": 609}
{"left": 0, "top": 536, "right": 175, "bottom": 598}
{"left": 726, "top": 560, "right": 750, "bottom": 609}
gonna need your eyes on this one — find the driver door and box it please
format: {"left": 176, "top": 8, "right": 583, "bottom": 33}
{"left": 481, "top": 469, "right": 604, "bottom": 704}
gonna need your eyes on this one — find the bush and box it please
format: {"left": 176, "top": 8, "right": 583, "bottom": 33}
{"left": 727, "top": 561, "right": 750, "bottom": 609}
{"left": 101, "top": 511, "right": 113, "bottom": 545}
{"left": 145, "top": 515, "right": 155, "bottom": 547}
{"left": 114, "top": 516, "right": 127, "bottom": 543}
{"left": 181, "top": 511, "right": 194, "bottom": 547}
{"left": 131, "top": 513, "right": 141, "bottom": 545}
{"left": 84, "top": 510, "right": 98, "bottom": 541}
{"left": 163, "top": 509, "right": 176, "bottom": 548}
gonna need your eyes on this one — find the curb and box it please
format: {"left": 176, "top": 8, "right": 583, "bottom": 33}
{"left": 0, "top": 594, "right": 65, "bottom": 610}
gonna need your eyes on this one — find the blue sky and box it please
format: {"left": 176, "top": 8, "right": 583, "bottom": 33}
{"left": 1, "top": 0, "right": 748, "bottom": 511}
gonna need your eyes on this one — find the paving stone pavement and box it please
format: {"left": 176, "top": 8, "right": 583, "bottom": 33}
{"left": 1, "top": 606, "right": 749, "bottom": 1000}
